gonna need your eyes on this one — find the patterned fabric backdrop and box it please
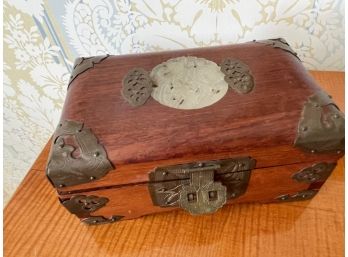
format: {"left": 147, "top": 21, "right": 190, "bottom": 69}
{"left": 3, "top": 0, "right": 345, "bottom": 204}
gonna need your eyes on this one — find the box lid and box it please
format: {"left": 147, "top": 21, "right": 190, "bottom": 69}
{"left": 46, "top": 39, "right": 344, "bottom": 194}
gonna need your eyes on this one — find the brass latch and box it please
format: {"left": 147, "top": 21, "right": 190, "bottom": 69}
{"left": 148, "top": 157, "right": 255, "bottom": 215}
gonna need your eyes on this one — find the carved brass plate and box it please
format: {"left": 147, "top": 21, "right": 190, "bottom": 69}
{"left": 220, "top": 58, "right": 254, "bottom": 94}
{"left": 62, "top": 195, "right": 109, "bottom": 218}
{"left": 294, "top": 91, "right": 345, "bottom": 153}
{"left": 148, "top": 157, "right": 255, "bottom": 215}
{"left": 46, "top": 120, "right": 113, "bottom": 188}
{"left": 292, "top": 162, "right": 336, "bottom": 183}
{"left": 62, "top": 195, "right": 124, "bottom": 225}
{"left": 122, "top": 68, "right": 153, "bottom": 107}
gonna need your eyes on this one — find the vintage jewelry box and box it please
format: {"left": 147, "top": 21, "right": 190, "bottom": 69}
{"left": 46, "top": 39, "right": 344, "bottom": 225}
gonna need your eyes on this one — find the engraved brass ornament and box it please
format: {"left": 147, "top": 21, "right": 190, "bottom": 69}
{"left": 62, "top": 195, "right": 123, "bottom": 225}
{"left": 276, "top": 189, "right": 318, "bottom": 202}
{"left": 220, "top": 58, "right": 254, "bottom": 94}
{"left": 148, "top": 157, "right": 255, "bottom": 215}
{"left": 46, "top": 120, "right": 113, "bottom": 188}
{"left": 292, "top": 162, "right": 336, "bottom": 183}
{"left": 68, "top": 55, "right": 109, "bottom": 87}
{"left": 294, "top": 91, "right": 345, "bottom": 153}
{"left": 254, "top": 38, "right": 300, "bottom": 60}
{"left": 62, "top": 195, "right": 109, "bottom": 217}
{"left": 122, "top": 68, "right": 153, "bottom": 107}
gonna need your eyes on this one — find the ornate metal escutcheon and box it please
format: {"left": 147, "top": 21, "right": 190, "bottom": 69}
{"left": 148, "top": 157, "right": 256, "bottom": 215}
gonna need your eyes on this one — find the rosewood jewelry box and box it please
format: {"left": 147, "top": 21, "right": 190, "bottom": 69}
{"left": 46, "top": 38, "right": 344, "bottom": 225}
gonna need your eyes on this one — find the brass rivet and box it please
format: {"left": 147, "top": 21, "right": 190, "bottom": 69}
{"left": 111, "top": 218, "right": 116, "bottom": 222}
{"left": 93, "top": 152, "right": 99, "bottom": 157}
{"left": 90, "top": 176, "right": 95, "bottom": 180}
{"left": 197, "top": 163, "right": 203, "bottom": 167}
{"left": 302, "top": 126, "right": 308, "bottom": 132}
{"left": 162, "top": 171, "right": 168, "bottom": 176}
{"left": 59, "top": 184, "right": 64, "bottom": 188}
{"left": 311, "top": 149, "right": 316, "bottom": 153}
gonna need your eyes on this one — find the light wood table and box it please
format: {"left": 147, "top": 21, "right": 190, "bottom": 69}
{"left": 4, "top": 71, "right": 344, "bottom": 257}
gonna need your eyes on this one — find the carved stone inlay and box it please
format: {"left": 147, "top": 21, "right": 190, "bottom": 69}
{"left": 122, "top": 68, "right": 153, "bottom": 107}
{"left": 292, "top": 162, "right": 336, "bottom": 183}
{"left": 68, "top": 55, "right": 109, "bottom": 87}
{"left": 150, "top": 56, "right": 228, "bottom": 110}
{"left": 62, "top": 195, "right": 109, "bottom": 218}
{"left": 254, "top": 38, "right": 300, "bottom": 60}
{"left": 294, "top": 91, "right": 345, "bottom": 153}
{"left": 220, "top": 58, "right": 254, "bottom": 94}
{"left": 46, "top": 120, "right": 113, "bottom": 188}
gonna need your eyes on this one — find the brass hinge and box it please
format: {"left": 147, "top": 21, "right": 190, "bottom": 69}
{"left": 148, "top": 157, "right": 256, "bottom": 215}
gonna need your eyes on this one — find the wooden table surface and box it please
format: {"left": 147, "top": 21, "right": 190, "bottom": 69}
{"left": 4, "top": 71, "right": 344, "bottom": 257}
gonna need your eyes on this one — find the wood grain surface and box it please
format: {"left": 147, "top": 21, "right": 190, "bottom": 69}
{"left": 4, "top": 71, "right": 344, "bottom": 257}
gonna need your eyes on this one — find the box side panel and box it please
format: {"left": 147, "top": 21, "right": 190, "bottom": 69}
{"left": 58, "top": 161, "right": 336, "bottom": 222}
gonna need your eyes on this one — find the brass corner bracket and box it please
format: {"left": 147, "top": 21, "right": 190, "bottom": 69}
{"left": 292, "top": 162, "right": 336, "bottom": 183}
{"left": 61, "top": 195, "right": 123, "bottom": 225}
{"left": 276, "top": 189, "right": 318, "bottom": 202}
{"left": 254, "top": 38, "right": 300, "bottom": 60}
{"left": 46, "top": 120, "right": 113, "bottom": 188}
{"left": 294, "top": 91, "right": 344, "bottom": 153}
{"left": 68, "top": 54, "right": 110, "bottom": 88}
